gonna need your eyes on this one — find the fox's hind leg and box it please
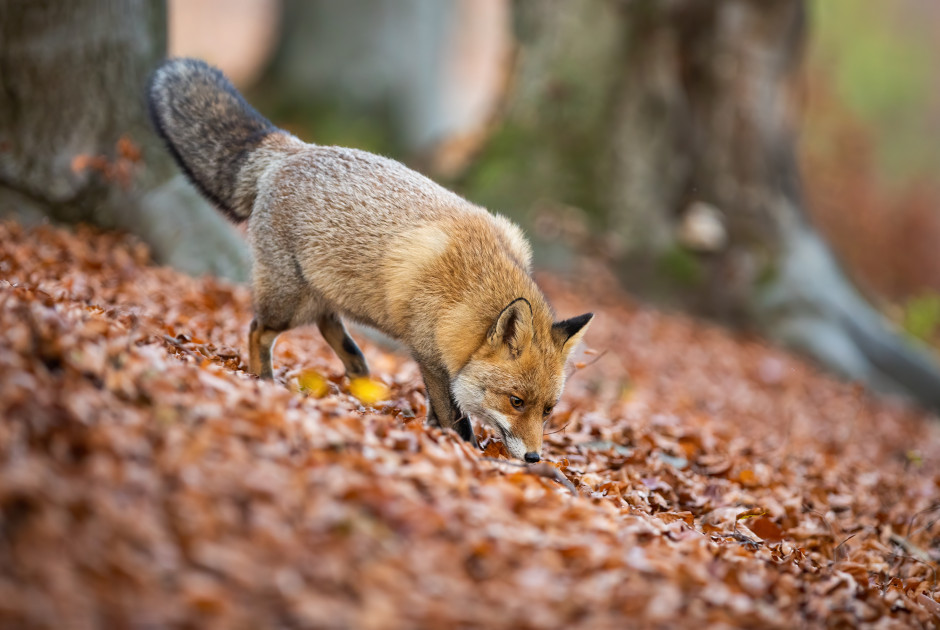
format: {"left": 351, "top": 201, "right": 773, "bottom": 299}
{"left": 249, "top": 319, "right": 283, "bottom": 378}
{"left": 249, "top": 262, "right": 303, "bottom": 379}
{"left": 317, "top": 312, "right": 369, "bottom": 379}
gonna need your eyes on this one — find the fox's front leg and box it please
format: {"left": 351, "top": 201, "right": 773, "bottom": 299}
{"left": 420, "top": 362, "right": 477, "bottom": 448}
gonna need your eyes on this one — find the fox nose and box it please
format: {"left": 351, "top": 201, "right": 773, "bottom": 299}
{"left": 524, "top": 451, "right": 540, "bottom": 463}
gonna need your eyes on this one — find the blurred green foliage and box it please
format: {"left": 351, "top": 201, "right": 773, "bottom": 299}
{"left": 246, "top": 86, "right": 399, "bottom": 157}
{"left": 902, "top": 292, "right": 940, "bottom": 343}
{"left": 658, "top": 247, "right": 704, "bottom": 288}
{"left": 810, "top": 1, "right": 938, "bottom": 182}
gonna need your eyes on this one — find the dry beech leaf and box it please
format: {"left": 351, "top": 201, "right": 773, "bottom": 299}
{"left": 482, "top": 439, "right": 509, "bottom": 459}
{"left": 1, "top": 221, "right": 939, "bottom": 629}
{"left": 736, "top": 469, "right": 758, "bottom": 486}
{"left": 748, "top": 517, "right": 785, "bottom": 542}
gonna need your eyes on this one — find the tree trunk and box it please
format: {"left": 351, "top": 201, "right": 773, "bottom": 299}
{"left": 0, "top": 0, "right": 249, "bottom": 280}
{"left": 457, "top": 0, "right": 940, "bottom": 410}
{"left": 252, "top": 0, "right": 459, "bottom": 155}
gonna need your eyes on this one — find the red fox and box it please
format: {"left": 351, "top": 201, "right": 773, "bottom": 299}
{"left": 147, "top": 58, "right": 592, "bottom": 462}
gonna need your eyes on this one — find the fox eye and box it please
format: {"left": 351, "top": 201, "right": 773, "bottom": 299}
{"left": 543, "top": 406, "right": 553, "bottom": 417}
{"left": 509, "top": 395, "right": 525, "bottom": 410}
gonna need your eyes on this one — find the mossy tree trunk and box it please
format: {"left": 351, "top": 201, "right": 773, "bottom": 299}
{"left": 459, "top": 0, "right": 940, "bottom": 409}
{"left": 0, "top": 0, "right": 249, "bottom": 280}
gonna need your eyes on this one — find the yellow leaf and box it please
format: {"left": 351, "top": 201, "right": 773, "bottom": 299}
{"left": 349, "top": 377, "right": 391, "bottom": 406}
{"left": 297, "top": 369, "right": 329, "bottom": 398}
{"left": 736, "top": 507, "right": 767, "bottom": 521}
{"left": 618, "top": 383, "right": 634, "bottom": 403}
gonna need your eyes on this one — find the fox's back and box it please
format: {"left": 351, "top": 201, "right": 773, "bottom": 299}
{"left": 260, "top": 143, "right": 476, "bottom": 232}
{"left": 250, "top": 141, "right": 534, "bottom": 338}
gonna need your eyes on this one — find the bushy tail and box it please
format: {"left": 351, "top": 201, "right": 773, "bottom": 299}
{"left": 148, "top": 58, "right": 277, "bottom": 221}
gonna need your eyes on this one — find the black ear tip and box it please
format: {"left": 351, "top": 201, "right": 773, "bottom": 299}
{"left": 552, "top": 312, "right": 594, "bottom": 342}
{"left": 569, "top": 312, "right": 594, "bottom": 327}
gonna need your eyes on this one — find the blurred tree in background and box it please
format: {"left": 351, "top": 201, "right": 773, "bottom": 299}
{"left": 802, "top": 2, "right": 940, "bottom": 324}
{"left": 256, "top": 0, "right": 940, "bottom": 408}
{"left": 0, "top": 0, "right": 249, "bottom": 279}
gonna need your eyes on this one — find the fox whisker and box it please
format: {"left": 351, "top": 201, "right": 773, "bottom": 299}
{"left": 545, "top": 422, "right": 570, "bottom": 436}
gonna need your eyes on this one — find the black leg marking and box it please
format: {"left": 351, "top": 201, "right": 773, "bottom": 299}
{"left": 317, "top": 313, "right": 369, "bottom": 379}
{"left": 342, "top": 335, "right": 359, "bottom": 356}
{"left": 419, "top": 360, "right": 479, "bottom": 448}
{"left": 450, "top": 391, "right": 477, "bottom": 447}
{"left": 454, "top": 416, "right": 478, "bottom": 447}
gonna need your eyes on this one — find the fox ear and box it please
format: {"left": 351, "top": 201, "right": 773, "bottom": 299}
{"left": 552, "top": 313, "right": 593, "bottom": 357}
{"left": 488, "top": 298, "right": 534, "bottom": 357}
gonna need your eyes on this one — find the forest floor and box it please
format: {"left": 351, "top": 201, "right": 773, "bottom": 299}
{"left": 1, "top": 221, "right": 940, "bottom": 629}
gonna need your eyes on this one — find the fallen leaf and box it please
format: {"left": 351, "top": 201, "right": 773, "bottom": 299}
{"left": 349, "top": 376, "right": 391, "bottom": 406}
{"left": 297, "top": 368, "right": 329, "bottom": 398}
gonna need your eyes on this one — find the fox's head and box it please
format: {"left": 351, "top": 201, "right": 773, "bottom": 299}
{"left": 452, "top": 298, "right": 593, "bottom": 462}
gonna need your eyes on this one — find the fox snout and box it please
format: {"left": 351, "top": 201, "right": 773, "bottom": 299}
{"left": 493, "top": 421, "right": 543, "bottom": 462}
{"left": 506, "top": 439, "right": 540, "bottom": 462}
{"left": 450, "top": 301, "right": 594, "bottom": 463}
{"left": 502, "top": 436, "right": 541, "bottom": 463}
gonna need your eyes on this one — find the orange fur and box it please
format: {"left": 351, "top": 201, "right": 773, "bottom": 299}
{"left": 149, "top": 58, "right": 593, "bottom": 460}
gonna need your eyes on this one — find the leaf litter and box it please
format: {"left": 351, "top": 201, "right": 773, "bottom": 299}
{"left": 1, "top": 221, "right": 939, "bottom": 628}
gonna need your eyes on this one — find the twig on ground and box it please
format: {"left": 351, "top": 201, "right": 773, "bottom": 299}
{"left": 834, "top": 533, "right": 858, "bottom": 563}
{"left": 527, "top": 463, "right": 579, "bottom": 495}
{"left": 162, "top": 334, "right": 204, "bottom": 360}
{"left": 906, "top": 503, "right": 940, "bottom": 539}
{"left": 479, "top": 457, "right": 579, "bottom": 496}
{"left": 889, "top": 532, "right": 934, "bottom": 566}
